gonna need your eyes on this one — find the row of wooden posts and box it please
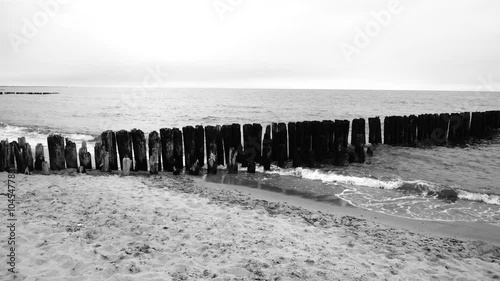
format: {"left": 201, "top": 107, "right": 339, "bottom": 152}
{"left": 0, "top": 92, "right": 59, "bottom": 95}
{"left": 0, "top": 110, "right": 499, "bottom": 175}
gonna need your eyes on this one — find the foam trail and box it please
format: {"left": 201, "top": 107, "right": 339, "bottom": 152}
{"left": 458, "top": 191, "right": 500, "bottom": 205}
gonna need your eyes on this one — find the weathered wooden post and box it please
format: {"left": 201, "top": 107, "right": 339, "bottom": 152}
{"left": 0, "top": 140, "right": 5, "bottom": 172}
{"left": 277, "top": 123, "right": 288, "bottom": 167}
{"left": 94, "top": 142, "right": 102, "bottom": 169}
{"left": 65, "top": 139, "right": 78, "bottom": 169}
{"left": 47, "top": 134, "right": 66, "bottom": 170}
{"left": 221, "top": 125, "right": 232, "bottom": 166}
{"left": 227, "top": 147, "right": 238, "bottom": 174}
{"left": 243, "top": 124, "right": 252, "bottom": 167}
{"left": 195, "top": 125, "right": 205, "bottom": 168}
{"left": 351, "top": 118, "right": 366, "bottom": 146}
{"left": 408, "top": 115, "right": 417, "bottom": 146}
{"left": 311, "top": 121, "right": 321, "bottom": 163}
{"left": 160, "top": 128, "right": 175, "bottom": 172}
{"left": 41, "top": 161, "right": 50, "bottom": 175}
{"left": 131, "top": 129, "right": 148, "bottom": 171}
{"left": 149, "top": 147, "right": 159, "bottom": 174}
{"left": 102, "top": 151, "right": 110, "bottom": 172}
{"left": 24, "top": 142, "right": 33, "bottom": 172}
{"left": 101, "top": 130, "right": 118, "bottom": 170}
{"left": 116, "top": 130, "right": 133, "bottom": 171}
{"left": 288, "top": 122, "right": 296, "bottom": 161}
{"left": 322, "top": 120, "right": 334, "bottom": 160}
{"left": 252, "top": 123, "right": 263, "bottom": 164}
{"left": 293, "top": 122, "right": 304, "bottom": 167}
{"left": 271, "top": 123, "right": 279, "bottom": 161}
{"left": 302, "top": 121, "right": 313, "bottom": 166}
{"left": 182, "top": 126, "right": 196, "bottom": 170}
{"left": 205, "top": 126, "right": 217, "bottom": 174}
{"left": 78, "top": 141, "right": 92, "bottom": 170}
{"left": 231, "top": 123, "right": 242, "bottom": 163}
{"left": 149, "top": 131, "right": 162, "bottom": 171}
{"left": 263, "top": 126, "right": 272, "bottom": 170}
{"left": 11, "top": 142, "right": 23, "bottom": 173}
{"left": 368, "top": 117, "right": 382, "bottom": 145}
{"left": 35, "top": 143, "right": 45, "bottom": 171}
{"left": 9, "top": 142, "right": 15, "bottom": 169}
{"left": 216, "top": 125, "right": 224, "bottom": 166}
{"left": 173, "top": 128, "right": 183, "bottom": 170}
{"left": 122, "top": 158, "right": 132, "bottom": 176}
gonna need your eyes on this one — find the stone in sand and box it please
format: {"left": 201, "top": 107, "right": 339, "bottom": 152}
{"left": 41, "top": 161, "right": 50, "bottom": 175}
{"left": 122, "top": 158, "right": 132, "bottom": 176}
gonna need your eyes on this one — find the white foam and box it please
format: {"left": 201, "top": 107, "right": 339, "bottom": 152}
{"left": 265, "top": 167, "right": 405, "bottom": 189}
{"left": 458, "top": 190, "right": 500, "bottom": 205}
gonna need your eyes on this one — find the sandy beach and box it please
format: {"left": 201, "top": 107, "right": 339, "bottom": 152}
{"left": 1, "top": 171, "right": 500, "bottom": 281}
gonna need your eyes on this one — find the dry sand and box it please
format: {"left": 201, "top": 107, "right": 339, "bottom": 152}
{"left": 1, "top": 171, "right": 499, "bottom": 280}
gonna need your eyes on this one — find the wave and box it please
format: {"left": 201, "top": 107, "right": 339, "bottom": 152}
{"left": 458, "top": 190, "right": 500, "bottom": 205}
{"left": 264, "top": 167, "right": 500, "bottom": 205}
{"left": 0, "top": 122, "right": 96, "bottom": 142}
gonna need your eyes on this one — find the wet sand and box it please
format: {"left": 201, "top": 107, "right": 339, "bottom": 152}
{"left": 1, "top": 171, "right": 499, "bottom": 280}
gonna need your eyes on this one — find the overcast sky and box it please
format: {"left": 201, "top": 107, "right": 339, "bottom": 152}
{"left": 1, "top": 0, "right": 499, "bottom": 90}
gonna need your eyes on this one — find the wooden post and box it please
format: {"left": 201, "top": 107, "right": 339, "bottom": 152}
{"left": 122, "top": 158, "right": 132, "bottom": 176}
{"left": 182, "top": 126, "right": 196, "bottom": 170}
{"left": 173, "top": 128, "right": 183, "bottom": 170}
{"left": 102, "top": 151, "right": 110, "bottom": 172}
{"left": 408, "top": 115, "right": 417, "bottom": 146}
{"left": 9, "top": 142, "right": 15, "bottom": 169}
{"left": 65, "top": 139, "right": 78, "bottom": 169}
{"left": 288, "top": 122, "right": 296, "bottom": 161}
{"left": 160, "top": 128, "right": 175, "bottom": 172}
{"left": 24, "top": 142, "right": 34, "bottom": 172}
{"left": 221, "top": 125, "right": 232, "bottom": 166}
{"left": 35, "top": 143, "right": 45, "bottom": 171}
{"left": 322, "top": 120, "right": 334, "bottom": 160}
{"left": 311, "top": 121, "right": 321, "bottom": 163}
{"left": 302, "top": 121, "right": 313, "bottom": 167}
{"left": 47, "top": 134, "right": 66, "bottom": 170}
{"left": 42, "top": 161, "right": 50, "bottom": 175}
{"left": 263, "top": 126, "right": 272, "bottom": 170}
{"left": 149, "top": 131, "right": 162, "bottom": 171}
{"left": 351, "top": 118, "right": 366, "bottom": 146}
{"left": 271, "top": 122, "right": 278, "bottom": 161}
{"left": 384, "top": 116, "right": 391, "bottom": 145}
{"left": 278, "top": 123, "right": 288, "bottom": 167}
{"left": 205, "top": 126, "right": 217, "bottom": 174}
{"left": 252, "top": 123, "right": 263, "bottom": 164}
{"left": 94, "top": 141, "right": 102, "bottom": 170}
{"left": 78, "top": 141, "right": 92, "bottom": 170}
{"left": 216, "top": 125, "right": 224, "bottom": 167}
{"left": 368, "top": 117, "right": 382, "bottom": 145}
{"left": 0, "top": 140, "right": 5, "bottom": 172}
{"left": 149, "top": 147, "right": 159, "bottom": 174}
{"left": 116, "top": 130, "right": 133, "bottom": 171}
{"left": 131, "top": 129, "right": 148, "bottom": 171}
{"left": 231, "top": 123, "right": 242, "bottom": 163}
{"left": 227, "top": 147, "right": 238, "bottom": 174}
{"left": 194, "top": 125, "right": 204, "bottom": 168}
{"left": 243, "top": 124, "right": 252, "bottom": 167}
{"left": 101, "top": 130, "right": 118, "bottom": 170}
{"left": 11, "top": 142, "right": 23, "bottom": 173}
{"left": 293, "top": 122, "right": 304, "bottom": 167}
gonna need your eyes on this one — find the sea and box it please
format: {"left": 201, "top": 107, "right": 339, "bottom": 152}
{"left": 1, "top": 86, "right": 499, "bottom": 226}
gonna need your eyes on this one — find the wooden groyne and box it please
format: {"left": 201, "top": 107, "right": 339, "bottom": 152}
{"left": 0, "top": 110, "right": 499, "bottom": 175}
{"left": 0, "top": 92, "right": 59, "bottom": 95}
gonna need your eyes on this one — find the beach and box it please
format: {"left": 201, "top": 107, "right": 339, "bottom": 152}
{"left": 2, "top": 171, "right": 499, "bottom": 280}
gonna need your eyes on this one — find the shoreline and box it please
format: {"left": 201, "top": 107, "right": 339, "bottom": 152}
{"left": 1, "top": 171, "right": 499, "bottom": 280}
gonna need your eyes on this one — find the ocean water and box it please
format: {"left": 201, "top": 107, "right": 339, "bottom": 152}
{"left": 1, "top": 86, "right": 499, "bottom": 226}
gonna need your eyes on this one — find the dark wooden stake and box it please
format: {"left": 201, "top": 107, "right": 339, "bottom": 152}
{"left": 216, "top": 125, "right": 224, "bottom": 166}
{"left": 183, "top": 126, "right": 196, "bottom": 170}
{"left": 78, "top": 141, "right": 92, "bottom": 170}
{"left": 149, "top": 131, "right": 162, "bottom": 171}
{"left": 173, "top": 128, "right": 184, "bottom": 170}
{"left": 94, "top": 142, "right": 102, "bottom": 170}
{"left": 101, "top": 130, "right": 118, "bottom": 170}
{"left": 65, "top": 139, "right": 78, "bottom": 169}
{"left": 195, "top": 125, "right": 205, "bottom": 168}
{"left": 160, "top": 128, "right": 175, "bottom": 172}
{"left": 131, "top": 129, "right": 148, "bottom": 171}
{"left": 263, "top": 126, "right": 272, "bottom": 170}
{"left": 47, "top": 134, "right": 66, "bottom": 170}
{"left": 205, "top": 126, "right": 217, "bottom": 174}
{"left": 116, "top": 130, "right": 133, "bottom": 171}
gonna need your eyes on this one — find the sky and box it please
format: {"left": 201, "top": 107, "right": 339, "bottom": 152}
{"left": 1, "top": 0, "right": 499, "bottom": 90}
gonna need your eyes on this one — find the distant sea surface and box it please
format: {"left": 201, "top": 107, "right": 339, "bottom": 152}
{"left": 1, "top": 86, "right": 499, "bottom": 226}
